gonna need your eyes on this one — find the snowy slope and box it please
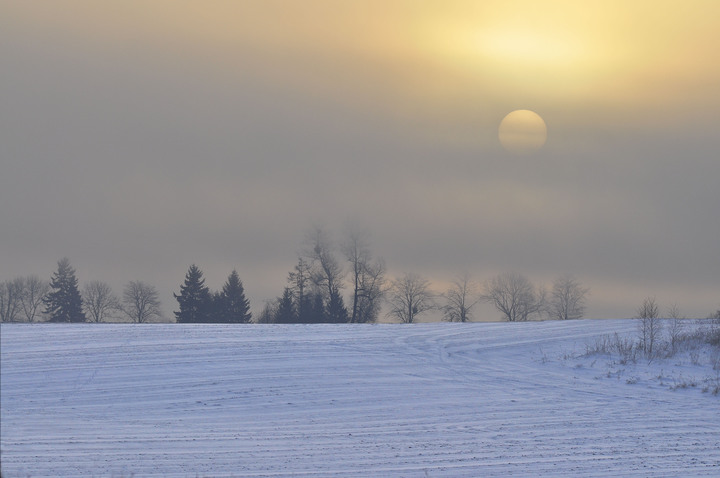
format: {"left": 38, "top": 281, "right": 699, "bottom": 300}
{"left": 1, "top": 320, "right": 718, "bottom": 477}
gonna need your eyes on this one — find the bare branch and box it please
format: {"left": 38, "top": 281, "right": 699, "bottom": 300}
{"left": 342, "top": 226, "right": 386, "bottom": 323}
{"left": 83, "top": 280, "right": 121, "bottom": 323}
{"left": 18, "top": 275, "right": 50, "bottom": 323}
{"left": 549, "top": 274, "right": 589, "bottom": 320}
{"left": 481, "top": 272, "right": 544, "bottom": 322}
{"left": 123, "top": 280, "right": 162, "bottom": 323}
{"left": 442, "top": 272, "right": 480, "bottom": 322}
{"left": 386, "top": 273, "right": 435, "bottom": 324}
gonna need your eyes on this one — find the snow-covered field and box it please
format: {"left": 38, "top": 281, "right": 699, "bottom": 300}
{"left": 1, "top": 320, "right": 718, "bottom": 477}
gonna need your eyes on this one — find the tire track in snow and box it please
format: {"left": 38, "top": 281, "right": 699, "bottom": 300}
{"left": 2, "top": 321, "right": 719, "bottom": 477}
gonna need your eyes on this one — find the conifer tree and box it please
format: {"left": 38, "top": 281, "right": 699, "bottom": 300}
{"left": 174, "top": 264, "right": 212, "bottom": 323}
{"left": 296, "top": 292, "right": 314, "bottom": 323}
{"left": 309, "top": 292, "right": 326, "bottom": 323}
{"left": 214, "top": 270, "right": 251, "bottom": 323}
{"left": 274, "top": 287, "right": 296, "bottom": 324}
{"left": 325, "top": 286, "right": 349, "bottom": 323}
{"left": 44, "top": 258, "right": 86, "bottom": 322}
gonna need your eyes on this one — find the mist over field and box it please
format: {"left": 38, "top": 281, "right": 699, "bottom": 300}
{"left": 2, "top": 1, "right": 719, "bottom": 319}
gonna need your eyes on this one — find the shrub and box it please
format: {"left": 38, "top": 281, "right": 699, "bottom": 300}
{"left": 585, "top": 333, "right": 640, "bottom": 364}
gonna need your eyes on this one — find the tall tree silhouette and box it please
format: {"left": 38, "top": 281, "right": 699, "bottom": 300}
{"left": 342, "top": 226, "right": 385, "bottom": 323}
{"left": 214, "top": 270, "right": 251, "bottom": 323}
{"left": 288, "top": 258, "right": 314, "bottom": 323}
{"left": 44, "top": 258, "right": 86, "bottom": 322}
{"left": 123, "top": 280, "right": 162, "bottom": 323}
{"left": 326, "top": 286, "right": 349, "bottom": 323}
{"left": 306, "top": 226, "right": 349, "bottom": 323}
{"left": 386, "top": 273, "right": 435, "bottom": 324}
{"left": 274, "top": 287, "right": 296, "bottom": 324}
{"left": 174, "top": 264, "right": 212, "bottom": 323}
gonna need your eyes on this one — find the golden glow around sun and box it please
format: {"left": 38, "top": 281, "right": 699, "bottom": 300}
{"left": 468, "top": 27, "right": 584, "bottom": 68}
{"left": 498, "top": 110, "right": 547, "bottom": 154}
{"left": 4, "top": 1, "right": 719, "bottom": 120}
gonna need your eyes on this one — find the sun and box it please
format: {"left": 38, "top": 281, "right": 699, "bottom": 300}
{"left": 498, "top": 110, "right": 547, "bottom": 154}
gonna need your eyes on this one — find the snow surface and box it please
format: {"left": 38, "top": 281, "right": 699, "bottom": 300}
{"left": 1, "top": 320, "right": 718, "bottom": 477}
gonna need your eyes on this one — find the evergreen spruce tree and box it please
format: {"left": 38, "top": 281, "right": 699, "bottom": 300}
{"left": 208, "top": 291, "right": 223, "bottom": 323}
{"left": 274, "top": 288, "right": 296, "bottom": 324}
{"left": 296, "top": 292, "right": 313, "bottom": 323}
{"left": 326, "top": 286, "right": 349, "bottom": 323}
{"left": 309, "top": 292, "right": 326, "bottom": 323}
{"left": 174, "top": 264, "right": 212, "bottom": 323}
{"left": 215, "top": 270, "right": 251, "bottom": 323}
{"left": 44, "top": 258, "right": 86, "bottom": 322}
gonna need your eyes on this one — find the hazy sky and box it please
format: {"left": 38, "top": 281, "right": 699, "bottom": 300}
{"left": 2, "top": 1, "right": 718, "bottom": 320}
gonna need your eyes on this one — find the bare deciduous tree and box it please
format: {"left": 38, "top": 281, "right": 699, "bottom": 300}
{"left": 636, "top": 296, "right": 662, "bottom": 358}
{"left": 549, "top": 274, "right": 589, "bottom": 320}
{"left": 481, "top": 272, "right": 545, "bottom": 322}
{"left": 305, "top": 226, "right": 348, "bottom": 322}
{"left": 342, "top": 226, "right": 386, "bottom": 323}
{"left": 17, "top": 275, "right": 50, "bottom": 323}
{"left": 442, "top": 272, "right": 480, "bottom": 322}
{"left": 255, "top": 300, "right": 278, "bottom": 324}
{"left": 0, "top": 279, "right": 23, "bottom": 322}
{"left": 122, "top": 280, "right": 162, "bottom": 323}
{"left": 288, "top": 257, "right": 313, "bottom": 321}
{"left": 306, "top": 226, "right": 344, "bottom": 298}
{"left": 666, "top": 303, "right": 685, "bottom": 353}
{"left": 83, "top": 280, "right": 121, "bottom": 323}
{"left": 386, "top": 273, "right": 435, "bottom": 323}
{"left": 636, "top": 296, "right": 659, "bottom": 319}
{"left": 353, "top": 257, "right": 385, "bottom": 323}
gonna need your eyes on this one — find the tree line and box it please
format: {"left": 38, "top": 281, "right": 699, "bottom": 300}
{"left": 3, "top": 226, "right": 715, "bottom": 325}
{"left": 0, "top": 258, "right": 253, "bottom": 324}
{"left": 256, "top": 226, "right": 386, "bottom": 324}
{"left": 241, "top": 226, "right": 593, "bottom": 324}
{"left": 0, "top": 258, "right": 165, "bottom": 324}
